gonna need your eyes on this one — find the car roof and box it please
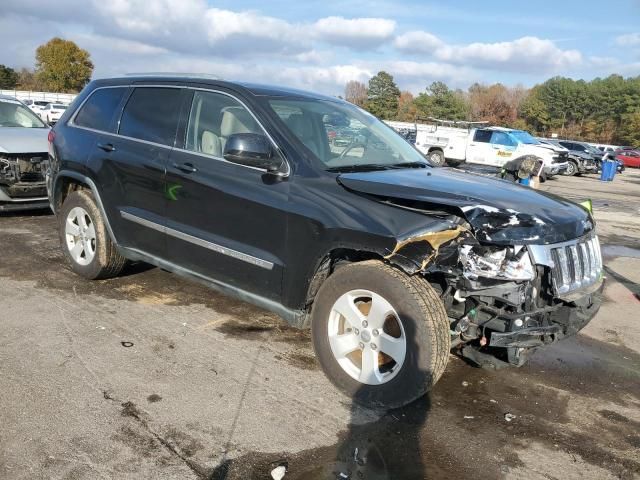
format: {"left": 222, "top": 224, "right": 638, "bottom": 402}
{"left": 0, "top": 94, "right": 21, "bottom": 102}
{"left": 96, "top": 75, "right": 342, "bottom": 102}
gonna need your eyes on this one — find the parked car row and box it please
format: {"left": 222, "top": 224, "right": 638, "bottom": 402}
{"left": 384, "top": 119, "right": 638, "bottom": 178}
{"left": 21, "top": 98, "right": 69, "bottom": 125}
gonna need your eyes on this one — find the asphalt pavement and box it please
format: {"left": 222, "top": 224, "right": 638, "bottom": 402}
{"left": 1, "top": 169, "right": 639, "bottom": 480}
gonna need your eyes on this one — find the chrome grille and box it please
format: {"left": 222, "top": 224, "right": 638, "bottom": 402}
{"left": 549, "top": 236, "right": 602, "bottom": 295}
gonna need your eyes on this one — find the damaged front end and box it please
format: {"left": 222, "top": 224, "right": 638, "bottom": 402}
{"left": 384, "top": 205, "right": 603, "bottom": 369}
{"left": 0, "top": 153, "right": 49, "bottom": 211}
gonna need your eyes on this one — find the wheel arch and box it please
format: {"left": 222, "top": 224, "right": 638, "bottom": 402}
{"left": 52, "top": 171, "right": 119, "bottom": 247}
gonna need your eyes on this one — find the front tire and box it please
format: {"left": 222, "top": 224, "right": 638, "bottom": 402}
{"left": 564, "top": 161, "right": 578, "bottom": 176}
{"left": 59, "top": 189, "right": 126, "bottom": 280}
{"left": 311, "top": 260, "right": 450, "bottom": 408}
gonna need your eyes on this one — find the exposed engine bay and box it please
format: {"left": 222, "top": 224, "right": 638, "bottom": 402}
{"left": 385, "top": 211, "right": 603, "bottom": 369}
{"left": 0, "top": 153, "right": 48, "bottom": 210}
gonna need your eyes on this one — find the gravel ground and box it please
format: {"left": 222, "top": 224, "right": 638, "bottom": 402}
{"left": 1, "top": 168, "right": 639, "bottom": 480}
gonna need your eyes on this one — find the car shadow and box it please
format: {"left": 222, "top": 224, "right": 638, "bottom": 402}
{"left": 0, "top": 207, "right": 53, "bottom": 217}
{"left": 208, "top": 335, "right": 432, "bottom": 479}
{"left": 604, "top": 265, "right": 640, "bottom": 300}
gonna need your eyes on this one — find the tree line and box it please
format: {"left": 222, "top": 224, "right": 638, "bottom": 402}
{"left": 0, "top": 37, "right": 93, "bottom": 93}
{"left": 346, "top": 72, "right": 640, "bottom": 146}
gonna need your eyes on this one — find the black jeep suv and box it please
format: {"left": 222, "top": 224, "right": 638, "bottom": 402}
{"left": 47, "top": 76, "right": 603, "bottom": 407}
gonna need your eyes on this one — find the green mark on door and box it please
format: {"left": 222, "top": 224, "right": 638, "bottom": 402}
{"left": 165, "top": 183, "right": 182, "bottom": 201}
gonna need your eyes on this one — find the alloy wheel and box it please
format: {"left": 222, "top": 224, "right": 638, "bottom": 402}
{"left": 65, "top": 206, "right": 96, "bottom": 266}
{"left": 327, "top": 289, "right": 407, "bottom": 385}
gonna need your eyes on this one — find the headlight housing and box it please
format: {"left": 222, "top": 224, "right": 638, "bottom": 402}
{"left": 460, "top": 245, "right": 535, "bottom": 281}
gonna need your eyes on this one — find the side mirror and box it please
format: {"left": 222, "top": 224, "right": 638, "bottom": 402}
{"left": 223, "top": 133, "right": 283, "bottom": 173}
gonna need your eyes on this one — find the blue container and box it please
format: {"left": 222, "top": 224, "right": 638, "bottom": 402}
{"left": 600, "top": 160, "right": 616, "bottom": 182}
{"left": 519, "top": 177, "right": 531, "bottom": 186}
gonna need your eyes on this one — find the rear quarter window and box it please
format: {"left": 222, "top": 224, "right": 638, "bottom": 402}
{"left": 118, "top": 87, "right": 182, "bottom": 146}
{"left": 74, "top": 87, "right": 127, "bottom": 132}
{"left": 473, "top": 130, "right": 492, "bottom": 143}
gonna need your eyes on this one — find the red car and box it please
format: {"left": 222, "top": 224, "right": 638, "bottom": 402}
{"left": 615, "top": 149, "right": 640, "bottom": 168}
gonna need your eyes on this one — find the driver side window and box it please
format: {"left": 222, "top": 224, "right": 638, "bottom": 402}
{"left": 490, "top": 131, "right": 516, "bottom": 147}
{"left": 185, "top": 91, "right": 262, "bottom": 159}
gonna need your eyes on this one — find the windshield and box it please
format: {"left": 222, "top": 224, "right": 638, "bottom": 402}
{"left": 585, "top": 144, "right": 601, "bottom": 154}
{"left": 510, "top": 130, "right": 539, "bottom": 144}
{"left": 0, "top": 100, "right": 47, "bottom": 128}
{"left": 266, "top": 98, "right": 430, "bottom": 170}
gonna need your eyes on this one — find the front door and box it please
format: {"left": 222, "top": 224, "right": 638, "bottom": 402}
{"left": 165, "top": 89, "right": 289, "bottom": 301}
{"left": 488, "top": 131, "right": 518, "bottom": 167}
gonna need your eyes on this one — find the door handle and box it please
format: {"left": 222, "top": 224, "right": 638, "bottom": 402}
{"left": 172, "top": 162, "right": 198, "bottom": 173}
{"left": 97, "top": 142, "right": 115, "bottom": 152}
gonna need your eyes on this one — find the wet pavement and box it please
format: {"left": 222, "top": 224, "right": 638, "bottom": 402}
{"left": 1, "top": 169, "right": 640, "bottom": 480}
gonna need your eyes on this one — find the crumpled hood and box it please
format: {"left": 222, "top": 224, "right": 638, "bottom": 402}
{"left": 338, "top": 167, "right": 594, "bottom": 245}
{"left": 0, "top": 127, "right": 49, "bottom": 154}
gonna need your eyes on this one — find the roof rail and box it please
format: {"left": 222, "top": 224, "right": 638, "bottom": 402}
{"left": 415, "top": 115, "right": 489, "bottom": 127}
{"left": 124, "top": 72, "right": 223, "bottom": 80}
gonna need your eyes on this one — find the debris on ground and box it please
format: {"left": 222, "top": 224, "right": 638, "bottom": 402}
{"left": 462, "top": 381, "right": 469, "bottom": 387}
{"left": 271, "top": 465, "right": 286, "bottom": 480}
{"left": 464, "top": 415, "right": 475, "bottom": 419}
{"left": 121, "top": 341, "right": 134, "bottom": 347}
{"left": 504, "top": 413, "right": 516, "bottom": 422}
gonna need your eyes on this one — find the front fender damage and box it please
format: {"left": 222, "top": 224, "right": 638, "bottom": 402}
{"left": 384, "top": 224, "right": 469, "bottom": 274}
{"left": 379, "top": 201, "right": 600, "bottom": 370}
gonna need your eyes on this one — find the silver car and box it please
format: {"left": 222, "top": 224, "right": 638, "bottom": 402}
{"left": 0, "top": 95, "right": 50, "bottom": 211}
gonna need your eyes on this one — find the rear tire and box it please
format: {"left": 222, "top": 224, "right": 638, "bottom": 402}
{"left": 428, "top": 149, "right": 446, "bottom": 166}
{"left": 59, "top": 189, "right": 126, "bottom": 280}
{"left": 311, "top": 260, "right": 450, "bottom": 409}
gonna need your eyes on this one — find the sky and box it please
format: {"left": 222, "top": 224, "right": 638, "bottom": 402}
{"left": 1, "top": 0, "right": 639, "bottom": 96}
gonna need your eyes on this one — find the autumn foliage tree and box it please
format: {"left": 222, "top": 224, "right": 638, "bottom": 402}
{"left": 35, "top": 38, "right": 93, "bottom": 93}
{"left": 344, "top": 73, "right": 640, "bottom": 144}
{"left": 344, "top": 80, "right": 368, "bottom": 108}
{"left": 396, "top": 91, "right": 417, "bottom": 121}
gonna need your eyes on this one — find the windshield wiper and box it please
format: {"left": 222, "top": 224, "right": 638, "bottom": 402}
{"left": 387, "top": 161, "right": 430, "bottom": 169}
{"left": 326, "top": 163, "right": 395, "bottom": 173}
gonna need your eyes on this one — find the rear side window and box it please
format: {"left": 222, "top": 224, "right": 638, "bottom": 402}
{"left": 74, "top": 87, "right": 127, "bottom": 132}
{"left": 119, "top": 87, "right": 182, "bottom": 146}
{"left": 473, "top": 129, "right": 492, "bottom": 143}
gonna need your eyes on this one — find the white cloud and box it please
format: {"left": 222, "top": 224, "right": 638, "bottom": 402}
{"left": 394, "top": 31, "right": 444, "bottom": 53}
{"left": 615, "top": 33, "right": 640, "bottom": 47}
{"left": 91, "top": 0, "right": 309, "bottom": 57}
{"left": 394, "top": 32, "right": 582, "bottom": 73}
{"left": 312, "top": 16, "right": 396, "bottom": 48}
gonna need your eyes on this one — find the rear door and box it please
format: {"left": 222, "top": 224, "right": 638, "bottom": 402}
{"left": 466, "top": 129, "right": 495, "bottom": 165}
{"left": 92, "top": 86, "right": 185, "bottom": 259}
{"left": 165, "top": 89, "right": 289, "bottom": 301}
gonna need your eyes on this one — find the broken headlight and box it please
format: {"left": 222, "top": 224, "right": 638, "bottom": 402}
{"left": 460, "top": 245, "right": 534, "bottom": 281}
